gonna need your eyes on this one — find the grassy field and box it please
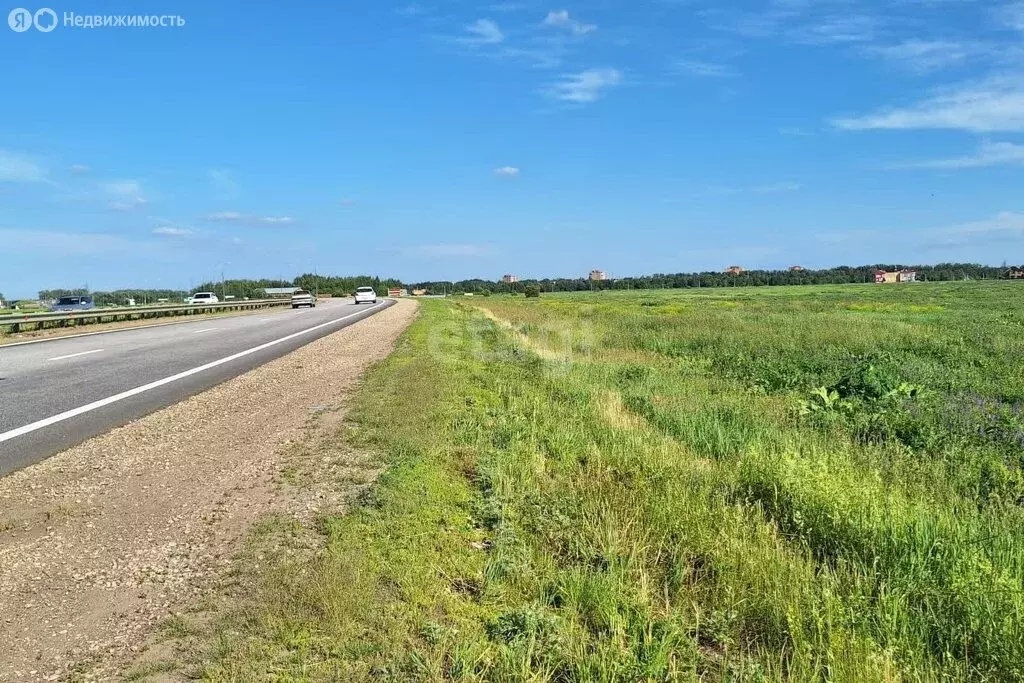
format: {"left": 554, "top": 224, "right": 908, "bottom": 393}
{"left": 195, "top": 282, "right": 1024, "bottom": 681}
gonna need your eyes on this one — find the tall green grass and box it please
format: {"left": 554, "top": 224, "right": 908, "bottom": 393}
{"left": 198, "top": 282, "right": 1024, "bottom": 682}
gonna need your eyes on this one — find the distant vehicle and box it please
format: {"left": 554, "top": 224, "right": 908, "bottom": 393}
{"left": 291, "top": 290, "right": 316, "bottom": 309}
{"left": 50, "top": 296, "right": 95, "bottom": 312}
{"left": 354, "top": 286, "right": 377, "bottom": 304}
{"left": 187, "top": 292, "right": 219, "bottom": 305}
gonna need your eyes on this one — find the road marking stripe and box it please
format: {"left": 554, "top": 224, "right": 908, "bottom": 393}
{"left": 191, "top": 328, "right": 217, "bottom": 334}
{"left": 47, "top": 349, "right": 104, "bottom": 361}
{"left": 0, "top": 302, "right": 388, "bottom": 446}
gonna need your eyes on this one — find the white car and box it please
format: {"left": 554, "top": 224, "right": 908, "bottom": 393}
{"left": 187, "top": 292, "right": 219, "bottom": 305}
{"left": 354, "top": 287, "right": 377, "bottom": 304}
{"left": 291, "top": 290, "right": 317, "bottom": 308}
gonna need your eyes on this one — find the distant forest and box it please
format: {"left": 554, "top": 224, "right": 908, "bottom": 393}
{"left": 407, "top": 262, "right": 1021, "bottom": 295}
{"left": 28, "top": 262, "right": 1022, "bottom": 304}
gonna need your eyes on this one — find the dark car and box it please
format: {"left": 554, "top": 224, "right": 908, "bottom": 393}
{"left": 49, "top": 296, "right": 96, "bottom": 312}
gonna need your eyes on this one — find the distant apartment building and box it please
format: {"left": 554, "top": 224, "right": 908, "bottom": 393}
{"left": 589, "top": 270, "right": 608, "bottom": 281}
{"left": 873, "top": 269, "right": 917, "bottom": 283}
{"left": 725, "top": 265, "right": 745, "bottom": 275}
{"left": 502, "top": 274, "right": 519, "bottom": 284}
{"left": 1007, "top": 267, "right": 1024, "bottom": 280}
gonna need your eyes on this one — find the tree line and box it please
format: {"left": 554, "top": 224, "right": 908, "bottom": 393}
{"left": 408, "top": 263, "right": 1022, "bottom": 295}
{"left": 28, "top": 262, "right": 1022, "bottom": 305}
{"left": 37, "top": 288, "right": 190, "bottom": 306}
{"left": 34, "top": 275, "right": 404, "bottom": 305}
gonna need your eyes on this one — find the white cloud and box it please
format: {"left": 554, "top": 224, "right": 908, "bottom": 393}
{"left": 549, "top": 68, "right": 622, "bottom": 103}
{"left": 791, "top": 14, "right": 877, "bottom": 45}
{"left": 203, "top": 211, "right": 295, "bottom": 226}
{"left": 463, "top": 18, "right": 504, "bottom": 45}
{"left": 891, "top": 140, "right": 1024, "bottom": 169}
{"left": 396, "top": 3, "right": 424, "bottom": 17}
{"left": 753, "top": 181, "right": 802, "bottom": 193}
{"left": 0, "top": 150, "right": 46, "bottom": 182}
{"left": 928, "top": 211, "right": 1024, "bottom": 247}
{"left": 833, "top": 76, "right": 1024, "bottom": 132}
{"left": 543, "top": 10, "right": 569, "bottom": 26}
{"left": 108, "top": 199, "right": 148, "bottom": 211}
{"left": 676, "top": 59, "right": 733, "bottom": 78}
{"left": 67, "top": 164, "right": 91, "bottom": 175}
{"left": 818, "top": 211, "right": 1024, "bottom": 251}
{"left": 152, "top": 226, "right": 194, "bottom": 237}
{"left": 865, "top": 40, "right": 982, "bottom": 73}
{"left": 102, "top": 179, "right": 147, "bottom": 210}
{"left": 542, "top": 9, "right": 596, "bottom": 35}
{"left": 206, "top": 210, "right": 243, "bottom": 221}
{"left": 947, "top": 211, "right": 1024, "bottom": 235}
{"left": 104, "top": 180, "right": 143, "bottom": 197}
{"left": 494, "top": 166, "right": 520, "bottom": 177}
{"left": 704, "top": 5, "right": 878, "bottom": 45}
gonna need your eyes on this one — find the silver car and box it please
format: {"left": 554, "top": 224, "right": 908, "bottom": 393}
{"left": 291, "top": 290, "right": 317, "bottom": 308}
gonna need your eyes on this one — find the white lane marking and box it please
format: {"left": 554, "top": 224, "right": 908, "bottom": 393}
{"left": 0, "top": 302, "right": 389, "bottom": 446}
{"left": 191, "top": 328, "right": 217, "bottom": 334}
{"left": 47, "top": 349, "right": 104, "bottom": 362}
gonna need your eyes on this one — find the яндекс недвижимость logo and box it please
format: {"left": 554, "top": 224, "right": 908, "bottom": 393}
{"left": 8, "top": 7, "right": 56, "bottom": 32}
{"left": 7, "top": 8, "right": 184, "bottom": 31}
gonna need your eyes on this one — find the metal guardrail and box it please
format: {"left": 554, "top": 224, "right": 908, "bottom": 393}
{"left": 0, "top": 299, "right": 291, "bottom": 334}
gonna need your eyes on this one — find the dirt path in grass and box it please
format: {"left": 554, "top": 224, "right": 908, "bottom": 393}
{"left": 0, "top": 300, "right": 417, "bottom": 682}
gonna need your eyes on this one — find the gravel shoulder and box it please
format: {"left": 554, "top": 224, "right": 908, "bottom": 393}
{"left": 0, "top": 300, "right": 418, "bottom": 681}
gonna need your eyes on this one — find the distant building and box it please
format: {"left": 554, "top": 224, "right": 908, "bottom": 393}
{"left": 1007, "top": 267, "right": 1024, "bottom": 280}
{"left": 589, "top": 270, "right": 608, "bottom": 281}
{"left": 790, "top": 265, "right": 805, "bottom": 272}
{"left": 502, "top": 274, "right": 519, "bottom": 283}
{"left": 411, "top": 289, "right": 427, "bottom": 296}
{"left": 725, "top": 266, "right": 745, "bottom": 275}
{"left": 873, "top": 269, "right": 917, "bottom": 283}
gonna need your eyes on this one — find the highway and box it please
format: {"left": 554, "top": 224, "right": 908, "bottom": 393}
{"left": 0, "top": 298, "right": 392, "bottom": 476}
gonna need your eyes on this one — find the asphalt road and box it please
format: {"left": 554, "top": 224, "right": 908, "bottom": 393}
{"left": 0, "top": 298, "right": 393, "bottom": 476}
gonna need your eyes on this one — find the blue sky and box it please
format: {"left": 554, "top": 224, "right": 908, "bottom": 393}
{"left": 2, "top": 0, "right": 1024, "bottom": 296}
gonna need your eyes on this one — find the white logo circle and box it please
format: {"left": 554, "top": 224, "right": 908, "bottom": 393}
{"left": 8, "top": 7, "right": 32, "bottom": 32}
{"left": 33, "top": 7, "right": 57, "bottom": 32}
